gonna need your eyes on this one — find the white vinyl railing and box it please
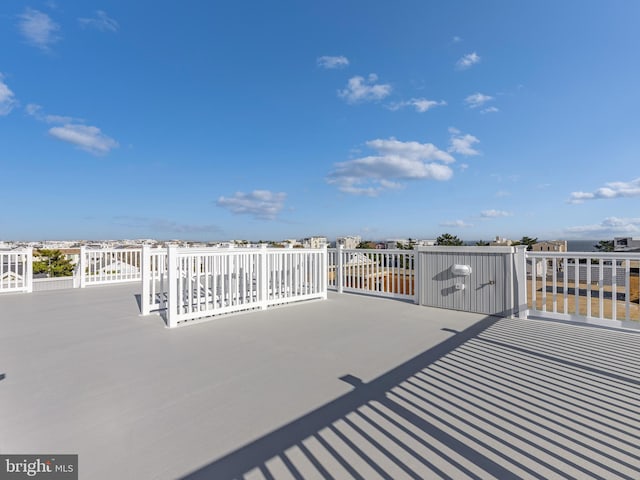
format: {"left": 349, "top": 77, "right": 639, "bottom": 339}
{"left": 3, "top": 245, "right": 638, "bottom": 329}
{"left": 328, "top": 246, "right": 415, "bottom": 300}
{"left": 140, "top": 247, "right": 168, "bottom": 315}
{"left": 0, "top": 248, "right": 33, "bottom": 293}
{"left": 163, "top": 246, "right": 327, "bottom": 327}
{"left": 527, "top": 251, "right": 640, "bottom": 326}
{"left": 80, "top": 247, "right": 142, "bottom": 286}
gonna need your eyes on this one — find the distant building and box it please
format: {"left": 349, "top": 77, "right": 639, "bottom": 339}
{"left": 614, "top": 237, "right": 640, "bottom": 252}
{"left": 490, "top": 236, "right": 513, "bottom": 246}
{"left": 302, "top": 236, "right": 328, "bottom": 249}
{"left": 386, "top": 238, "right": 412, "bottom": 249}
{"left": 91, "top": 258, "right": 141, "bottom": 276}
{"left": 532, "top": 240, "right": 567, "bottom": 252}
{"left": 336, "top": 236, "right": 361, "bottom": 249}
{"left": 283, "top": 239, "right": 302, "bottom": 248}
{"left": 415, "top": 239, "right": 436, "bottom": 247}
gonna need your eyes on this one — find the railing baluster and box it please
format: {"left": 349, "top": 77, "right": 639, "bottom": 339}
{"left": 552, "top": 257, "right": 557, "bottom": 313}
{"left": 563, "top": 257, "right": 568, "bottom": 314}
{"left": 574, "top": 257, "right": 579, "bottom": 316}
{"left": 611, "top": 260, "right": 617, "bottom": 321}
{"left": 586, "top": 258, "right": 592, "bottom": 318}
{"left": 541, "top": 257, "right": 547, "bottom": 311}
{"left": 598, "top": 260, "right": 604, "bottom": 319}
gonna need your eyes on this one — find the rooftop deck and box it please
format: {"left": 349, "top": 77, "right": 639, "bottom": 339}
{"left": 1, "top": 284, "right": 639, "bottom": 479}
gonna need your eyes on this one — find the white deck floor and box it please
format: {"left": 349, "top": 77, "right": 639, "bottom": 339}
{"left": 1, "top": 284, "right": 639, "bottom": 479}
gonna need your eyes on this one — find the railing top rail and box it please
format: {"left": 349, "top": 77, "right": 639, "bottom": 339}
{"left": 417, "top": 246, "right": 520, "bottom": 253}
{"left": 527, "top": 251, "right": 640, "bottom": 259}
{"left": 84, "top": 247, "right": 142, "bottom": 252}
{"left": 330, "top": 248, "right": 415, "bottom": 254}
{"left": 171, "top": 246, "right": 327, "bottom": 255}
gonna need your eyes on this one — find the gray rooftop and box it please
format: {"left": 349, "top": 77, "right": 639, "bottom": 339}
{"left": 1, "top": 284, "right": 639, "bottom": 479}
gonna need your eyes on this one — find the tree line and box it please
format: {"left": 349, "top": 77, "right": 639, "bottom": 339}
{"left": 356, "top": 235, "right": 615, "bottom": 251}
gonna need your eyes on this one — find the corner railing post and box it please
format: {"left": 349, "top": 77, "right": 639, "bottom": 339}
{"left": 25, "top": 247, "right": 33, "bottom": 293}
{"left": 413, "top": 245, "right": 420, "bottom": 304}
{"left": 322, "top": 245, "right": 328, "bottom": 299}
{"left": 166, "top": 245, "right": 178, "bottom": 328}
{"left": 259, "top": 244, "right": 268, "bottom": 309}
{"left": 514, "top": 245, "right": 528, "bottom": 319}
{"left": 141, "top": 245, "right": 150, "bottom": 316}
{"left": 79, "top": 246, "right": 87, "bottom": 288}
{"left": 337, "top": 245, "right": 344, "bottom": 294}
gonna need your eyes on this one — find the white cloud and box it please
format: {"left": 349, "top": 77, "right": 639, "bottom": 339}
{"left": 26, "top": 103, "right": 77, "bottom": 124}
{"left": 388, "top": 98, "right": 446, "bottom": 113}
{"left": 48, "top": 124, "right": 119, "bottom": 155}
{"left": 491, "top": 173, "right": 520, "bottom": 183}
{"left": 465, "top": 92, "right": 494, "bottom": 109}
{"left": 217, "top": 190, "right": 286, "bottom": 220}
{"left": 338, "top": 74, "right": 392, "bottom": 103}
{"left": 367, "top": 138, "right": 455, "bottom": 163}
{"left": 495, "top": 190, "right": 511, "bottom": 197}
{"left": 481, "top": 106, "right": 499, "bottom": 114}
{"left": 328, "top": 137, "right": 454, "bottom": 196}
{"left": 452, "top": 36, "right": 462, "bottom": 43}
{"left": 317, "top": 55, "right": 349, "bottom": 69}
{"left": 456, "top": 52, "right": 480, "bottom": 70}
{"left": 448, "top": 128, "right": 480, "bottom": 156}
{"left": 0, "top": 74, "right": 17, "bottom": 115}
{"left": 78, "top": 10, "right": 119, "bottom": 32}
{"left": 18, "top": 8, "right": 60, "bottom": 51}
{"left": 481, "top": 209, "right": 511, "bottom": 218}
{"left": 568, "top": 178, "right": 640, "bottom": 204}
{"left": 440, "top": 220, "right": 473, "bottom": 228}
{"left": 565, "top": 217, "right": 640, "bottom": 236}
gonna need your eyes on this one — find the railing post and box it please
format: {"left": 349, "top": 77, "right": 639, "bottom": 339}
{"left": 337, "top": 245, "right": 344, "bottom": 294}
{"left": 413, "top": 245, "right": 420, "bottom": 304}
{"left": 259, "top": 244, "right": 268, "bottom": 309}
{"left": 514, "top": 245, "right": 528, "bottom": 319}
{"left": 166, "top": 245, "right": 178, "bottom": 328}
{"left": 79, "top": 246, "right": 86, "bottom": 288}
{"left": 141, "top": 245, "right": 150, "bottom": 316}
{"left": 322, "top": 245, "right": 328, "bottom": 299}
{"left": 25, "top": 247, "right": 33, "bottom": 293}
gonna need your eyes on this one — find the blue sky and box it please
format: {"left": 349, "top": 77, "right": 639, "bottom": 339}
{"left": 1, "top": 1, "right": 639, "bottom": 242}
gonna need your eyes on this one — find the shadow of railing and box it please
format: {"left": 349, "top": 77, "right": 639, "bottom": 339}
{"left": 182, "top": 315, "right": 640, "bottom": 479}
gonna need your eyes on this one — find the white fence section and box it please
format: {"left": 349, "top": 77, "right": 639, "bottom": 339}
{"left": 163, "top": 246, "right": 327, "bottom": 327}
{"left": 80, "top": 247, "right": 142, "bottom": 287}
{"left": 527, "top": 251, "right": 640, "bottom": 327}
{"left": 32, "top": 276, "right": 74, "bottom": 292}
{"left": 140, "top": 246, "right": 168, "bottom": 315}
{"left": 0, "top": 248, "right": 33, "bottom": 294}
{"left": 328, "top": 246, "right": 415, "bottom": 300}
{"left": 3, "top": 244, "right": 639, "bottom": 329}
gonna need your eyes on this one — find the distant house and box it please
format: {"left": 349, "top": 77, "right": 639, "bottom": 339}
{"left": 89, "top": 258, "right": 140, "bottom": 276}
{"left": 1, "top": 270, "right": 23, "bottom": 286}
{"left": 490, "top": 236, "right": 513, "bottom": 246}
{"left": 614, "top": 237, "right": 640, "bottom": 252}
{"left": 336, "top": 236, "right": 361, "bottom": 250}
{"left": 532, "top": 240, "right": 567, "bottom": 252}
{"left": 302, "top": 236, "right": 328, "bottom": 249}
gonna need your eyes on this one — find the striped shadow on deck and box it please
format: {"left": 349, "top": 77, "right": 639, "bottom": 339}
{"left": 183, "top": 318, "right": 640, "bottom": 480}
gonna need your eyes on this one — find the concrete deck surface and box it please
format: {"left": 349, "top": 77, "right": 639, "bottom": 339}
{"left": 1, "top": 284, "right": 639, "bottom": 479}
